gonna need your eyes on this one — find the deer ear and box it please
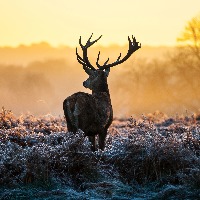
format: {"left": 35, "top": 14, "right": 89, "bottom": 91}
{"left": 83, "top": 65, "right": 95, "bottom": 75}
{"left": 104, "top": 67, "right": 110, "bottom": 77}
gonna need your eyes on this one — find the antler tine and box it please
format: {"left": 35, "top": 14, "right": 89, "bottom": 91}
{"left": 88, "top": 33, "right": 93, "bottom": 41}
{"left": 92, "top": 35, "right": 102, "bottom": 44}
{"left": 96, "top": 35, "right": 141, "bottom": 70}
{"left": 96, "top": 51, "right": 101, "bottom": 66}
{"left": 79, "top": 36, "right": 84, "bottom": 49}
{"left": 104, "top": 58, "right": 110, "bottom": 65}
{"left": 76, "top": 34, "right": 102, "bottom": 70}
{"left": 96, "top": 51, "right": 110, "bottom": 67}
{"left": 132, "top": 35, "right": 135, "bottom": 42}
{"left": 128, "top": 36, "right": 134, "bottom": 52}
{"left": 117, "top": 53, "right": 121, "bottom": 61}
{"left": 85, "top": 33, "right": 94, "bottom": 46}
{"left": 96, "top": 51, "right": 110, "bottom": 68}
{"left": 129, "top": 36, "right": 132, "bottom": 48}
{"left": 86, "top": 34, "right": 102, "bottom": 47}
{"left": 76, "top": 47, "right": 86, "bottom": 66}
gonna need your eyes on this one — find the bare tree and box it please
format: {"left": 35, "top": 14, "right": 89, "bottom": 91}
{"left": 177, "top": 14, "right": 200, "bottom": 62}
{"left": 170, "top": 14, "right": 200, "bottom": 110}
{"left": 63, "top": 34, "right": 141, "bottom": 151}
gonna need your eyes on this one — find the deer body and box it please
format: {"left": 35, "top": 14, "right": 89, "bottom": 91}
{"left": 63, "top": 69, "right": 113, "bottom": 151}
{"left": 63, "top": 34, "right": 140, "bottom": 151}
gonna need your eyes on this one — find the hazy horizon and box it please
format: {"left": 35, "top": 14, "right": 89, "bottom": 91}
{"left": 0, "top": 41, "right": 175, "bottom": 66}
{"left": 0, "top": 41, "right": 199, "bottom": 117}
{"left": 0, "top": 41, "right": 176, "bottom": 49}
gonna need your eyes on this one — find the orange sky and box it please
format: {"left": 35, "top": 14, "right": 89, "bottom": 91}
{"left": 0, "top": 0, "right": 200, "bottom": 47}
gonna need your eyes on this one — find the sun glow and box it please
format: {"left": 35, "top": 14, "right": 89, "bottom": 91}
{"left": 0, "top": 0, "right": 200, "bottom": 47}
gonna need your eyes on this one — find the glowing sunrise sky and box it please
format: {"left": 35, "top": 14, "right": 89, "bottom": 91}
{"left": 0, "top": 0, "right": 200, "bottom": 47}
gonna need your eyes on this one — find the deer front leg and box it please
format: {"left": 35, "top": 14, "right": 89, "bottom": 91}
{"left": 88, "top": 136, "right": 96, "bottom": 151}
{"left": 98, "top": 131, "right": 107, "bottom": 151}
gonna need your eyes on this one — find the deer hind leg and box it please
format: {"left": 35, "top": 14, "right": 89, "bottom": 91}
{"left": 66, "top": 120, "right": 73, "bottom": 132}
{"left": 65, "top": 101, "right": 80, "bottom": 133}
{"left": 63, "top": 103, "right": 73, "bottom": 133}
{"left": 98, "top": 131, "right": 107, "bottom": 151}
{"left": 88, "top": 136, "right": 96, "bottom": 152}
{"left": 73, "top": 101, "right": 81, "bottom": 130}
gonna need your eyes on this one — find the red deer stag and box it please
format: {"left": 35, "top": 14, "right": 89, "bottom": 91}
{"left": 63, "top": 34, "right": 141, "bottom": 151}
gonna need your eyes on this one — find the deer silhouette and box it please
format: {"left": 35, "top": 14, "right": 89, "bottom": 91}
{"left": 63, "top": 34, "right": 141, "bottom": 151}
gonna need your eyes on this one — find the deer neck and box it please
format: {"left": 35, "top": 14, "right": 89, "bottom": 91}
{"left": 92, "top": 89, "right": 110, "bottom": 98}
{"left": 92, "top": 84, "right": 111, "bottom": 103}
{"left": 92, "top": 85, "right": 113, "bottom": 126}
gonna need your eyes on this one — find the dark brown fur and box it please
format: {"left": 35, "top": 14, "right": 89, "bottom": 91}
{"left": 63, "top": 70, "right": 113, "bottom": 151}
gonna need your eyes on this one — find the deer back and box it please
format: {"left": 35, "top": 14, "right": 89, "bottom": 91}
{"left": 63, "top": 91, "right": 112, "bottom": 135}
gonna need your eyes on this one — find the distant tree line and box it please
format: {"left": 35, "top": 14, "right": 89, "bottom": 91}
{"left": 112, "top": 14, "right": 200, "bottom": 116}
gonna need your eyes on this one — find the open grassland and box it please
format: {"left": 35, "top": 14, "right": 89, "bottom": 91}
{"left": 0, "top": 109, "right": 200, "bottom": 199}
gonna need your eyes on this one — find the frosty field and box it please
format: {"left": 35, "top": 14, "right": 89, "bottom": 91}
{"left": 0, "top": 109, "right": 200, "bottom": 199}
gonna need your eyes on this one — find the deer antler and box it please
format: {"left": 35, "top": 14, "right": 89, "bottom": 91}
{"left": 76, "top": 33, "right": 102, "bottom": 70}
{"left": 96, "top": 35, "right": 141, "bottom": 70}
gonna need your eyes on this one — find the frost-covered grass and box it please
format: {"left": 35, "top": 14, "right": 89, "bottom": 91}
{"left": 0, "top": 109, "right": 200, "bottom": 199}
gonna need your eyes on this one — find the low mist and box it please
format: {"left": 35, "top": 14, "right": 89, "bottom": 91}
{"left": 0, "top": 43, "right": 199, "bottom": 117}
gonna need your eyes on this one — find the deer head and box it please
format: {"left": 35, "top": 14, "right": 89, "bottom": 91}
{"left": 76, "top": 33, "right": 141, "bottom": 93}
